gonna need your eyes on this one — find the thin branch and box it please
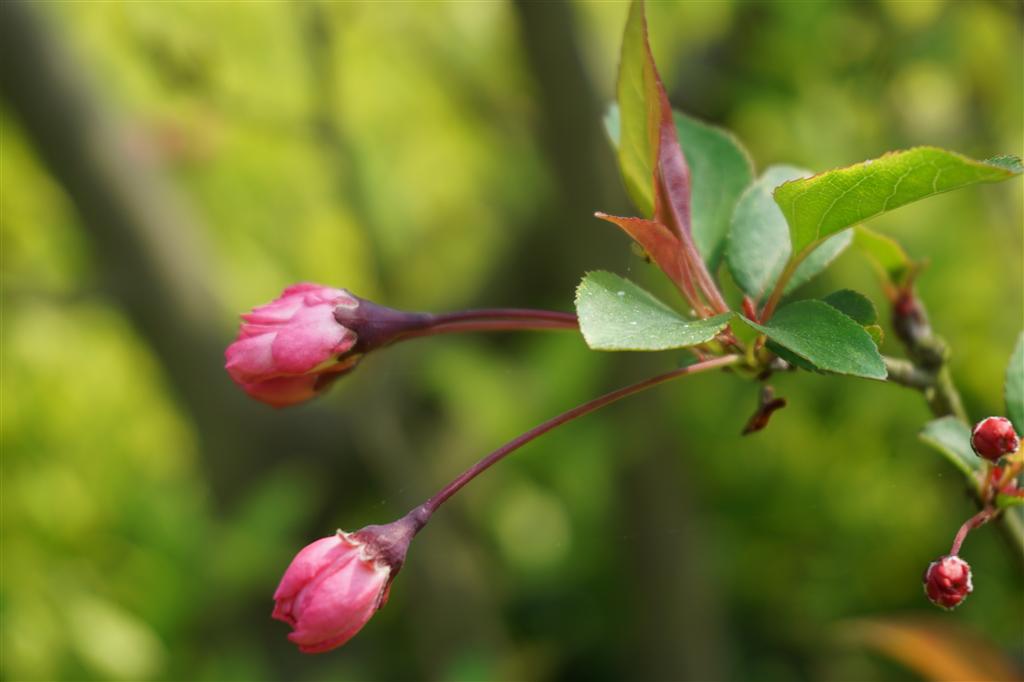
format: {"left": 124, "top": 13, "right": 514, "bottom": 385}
{"left": 421, "top": 355, "right": 741, "bottom": 515}
{"left": 888, "top": 292, "right": 1022, "bottom": 563}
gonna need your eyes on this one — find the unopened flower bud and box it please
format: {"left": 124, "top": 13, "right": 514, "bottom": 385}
{"left": 225, "top": 283, "right": 430, "bottom": 407}
{"left": 273, "top": 509, "right": 427, "bottom": 653}
{"left": 923, "top": 554, "right": 972, "bottom": 610}
{"left": 970, "top": 416, "right": 1020, "bottom": 462}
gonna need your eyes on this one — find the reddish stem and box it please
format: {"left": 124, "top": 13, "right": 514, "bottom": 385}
{"left": 402, "top": 318, "right": 576, "bottom": 340}
{"left": 654, "top": 175, "right": 728, "bottom": 317}
{"left": 419, "top": 355, "right": 740, "bottom": 516}
{"left": 950, "top": 508, "right": 997, "bottom": 556}
{"left": 741, "top": 295, "right": 759, "bottom": 323}
{"left": 759, "top": 255, "right": 801, "bottom": 323}
{"left": 394, "top": 308, "right": 578, "bottom": 340}
{"left": 431, "top": 308, "right": 578, "bottom": 326}
{"left": 688, "top": 250, "right": 730, "bottom": 315}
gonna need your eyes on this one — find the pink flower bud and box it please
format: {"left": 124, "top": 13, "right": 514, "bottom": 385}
{"left": 923, "top": 554, "right": 972, "bottom": 610}
{"left": 272, "top": 510, "right": 427, "bottom": 653}
{"left": 970, "top": 417, "right": 1020, "bottom": 462}
{"left": 226, "top": 283, "right": 434, "bottom": 407}
{"left": 272, "top": 533, "right": 390, "bottom": 653}
{"left": 225, "top": 283, "right": 362, "bottom": 407}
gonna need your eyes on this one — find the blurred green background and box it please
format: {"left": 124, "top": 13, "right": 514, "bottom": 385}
{"left": 2, "top": 2, "right": 1022, "bottom": 680}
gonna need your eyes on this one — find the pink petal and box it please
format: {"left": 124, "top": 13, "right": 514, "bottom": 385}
{"left": 242, "top": 296, "right": 306, "bottom": 324}
{"left": 225, "top": 333, "right": 276, "bottom": 382}
{"left": 303, "top": 287, "right": 356, "bottom": 307}
{"left": 287, "top": 555, "right": 388, "bottom": 650}
{"left": 235, "top": 323, "right": 280, "bottom": 339}
{"left": 281, "top": 282, "right": 328, "bottom": 297}
{"left": 274, "top": 536, "right": 348, "bottom": 600}
{"left": 240, "top": 375, "right": 319, "bottom": 408}
{"left": 271, "top": 317, "right": 352, "bottom": 375}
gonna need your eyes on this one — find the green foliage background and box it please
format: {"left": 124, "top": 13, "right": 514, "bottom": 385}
{"left": 2, "top": 2, "right": 1021, "bottom": 680}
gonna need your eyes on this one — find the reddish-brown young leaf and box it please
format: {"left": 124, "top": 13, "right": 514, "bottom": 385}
{"left": 652, "top": 78, "right": 693, "bottom": 239}
{"left": 607, "top": 1, "right": 730, "bottom": 315}
{"left": 594, "top": 212, "right": 706, "bottom": 315}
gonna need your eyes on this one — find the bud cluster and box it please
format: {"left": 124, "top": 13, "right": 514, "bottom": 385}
{"left": 224, "top": 284, "right": 595, "bottom": 652}
{"left": 922, "top": 416, "right": 1021, "bottom": 611}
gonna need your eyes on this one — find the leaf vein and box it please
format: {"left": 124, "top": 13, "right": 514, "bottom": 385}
{"left": 881, "top": 167, "right": 913, "bottom": 212}
{"left": 815, "top": 173, "right": 872, "bottom": 236}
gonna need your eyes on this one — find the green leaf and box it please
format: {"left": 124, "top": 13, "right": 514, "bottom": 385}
{"left": 615, "top": 0, "right": 660, "bottom": 218}
{"left": 673, "top": 112, "right": 754, "bottom": 270}
{"left": 757, "top": 293, "right": 880, "bottom": 372}
{"left": 786, "top": 230, "right": 852, "bottom": 295}
{"left": 1006, "top": 333, "right": 1024, "bottom": 434}
{"left": 727, "top": 165, "right": 851, "bottom": 300}
{"left": 745, "top": 300, "right": 886, "bottom": 379}
{"left": 575, "top": 271, "right": 732, "bottom": 351}
{"left": 852, "top": 226, "right": 914, "bottom": 288}
{"left": 606, "top": 105, "right": 755, "bottom": 272}
{"left": 774, "top": 147, "right": 1023, "bottom": 255}
{"left": 920, "top": 416, "right": 983, "bottom": 479}
{"left": 996, "top": 494, "right": 1024, "bottom": 509}
{"left": 728, "top": 165, "right": 808, "bottom": 298}
{"left": 823, "top": 289, "right": 877, "bottom": 326}
{"left": 766, "top": 341, "right": 818, "bottom": 372}
{"left": 865, "top": 325, "right": 885, "bottom": 346}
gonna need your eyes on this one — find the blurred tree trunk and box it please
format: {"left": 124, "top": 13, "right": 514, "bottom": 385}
{"left": 0, "top": 2, "right": 412, "bottom": 672}
{"left": 295, "top": 5, "right": 514, "bottom": 675}
{"left": 621, "top": 405, "right": 730, "bottom": 681}
{"left": 484, "top": 0, "right": 628, "bottom": 309}
{"left": 0, "top": 0, "right": 371, "bottom": 510}
{"left": 512, "top": 5, "right": 732, "bottom": 678}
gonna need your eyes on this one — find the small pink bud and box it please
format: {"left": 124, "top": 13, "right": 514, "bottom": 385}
{"left": 272, "top": 510, "right": 427, "bottom": 653}
{"left": 225, "top": 283, "right": 429, "bottom": 407}
{"left": 970, "top": 416, "right": 1020, "bottom": 462}
{"left": 923, "top": 554, "right": 973, "bottom": 610}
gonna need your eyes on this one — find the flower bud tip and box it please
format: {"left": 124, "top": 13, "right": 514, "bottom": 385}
{"left": 272, "top": 513, "right": 426, "bottom": 653}
{"left": 970, "top": 416, "right": 1020, "bottom": 462}
{"left": 923, "top": 554, "right": 972, "bottom": 610}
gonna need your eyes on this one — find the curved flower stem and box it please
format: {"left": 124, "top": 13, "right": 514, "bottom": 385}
{"left": 401, "top": 318, "right": 577, "bottom": 340}
{"left": 950, "top": 508, "right": 997, "bottom": 556}
{"left": 417, "top": 355, "right": 741, "bottom": 517}
{"left": 430, "top": 308, "right": 578, "bottom": 326}
{"left": 393, "top": 308, "right": 578, "bottom": 340}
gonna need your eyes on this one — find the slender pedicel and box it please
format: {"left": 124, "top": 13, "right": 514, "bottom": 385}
{"left": 395, "top": 308, "right": 578, "bottom": 341}
{"left": 949, "top": 508, "right": 996, "bottom": 556}
{"left": 418, "top": 354, "right": 741, "bottom": 516}
{"left": 401, "top": 319, "right": 577, "bottom": 341}
{"left": 429, "top": 308, "right": 579, "bottom": 326}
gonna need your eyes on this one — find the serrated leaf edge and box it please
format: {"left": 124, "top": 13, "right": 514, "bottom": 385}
{"left": 749, "top": 299, "right": 888, "bottom": 380}
{"left": 574, "top": 270, "right": 734, "bottom": 352}
{"left": 772, "top": 146, "right": 1021, "bottom": 252}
